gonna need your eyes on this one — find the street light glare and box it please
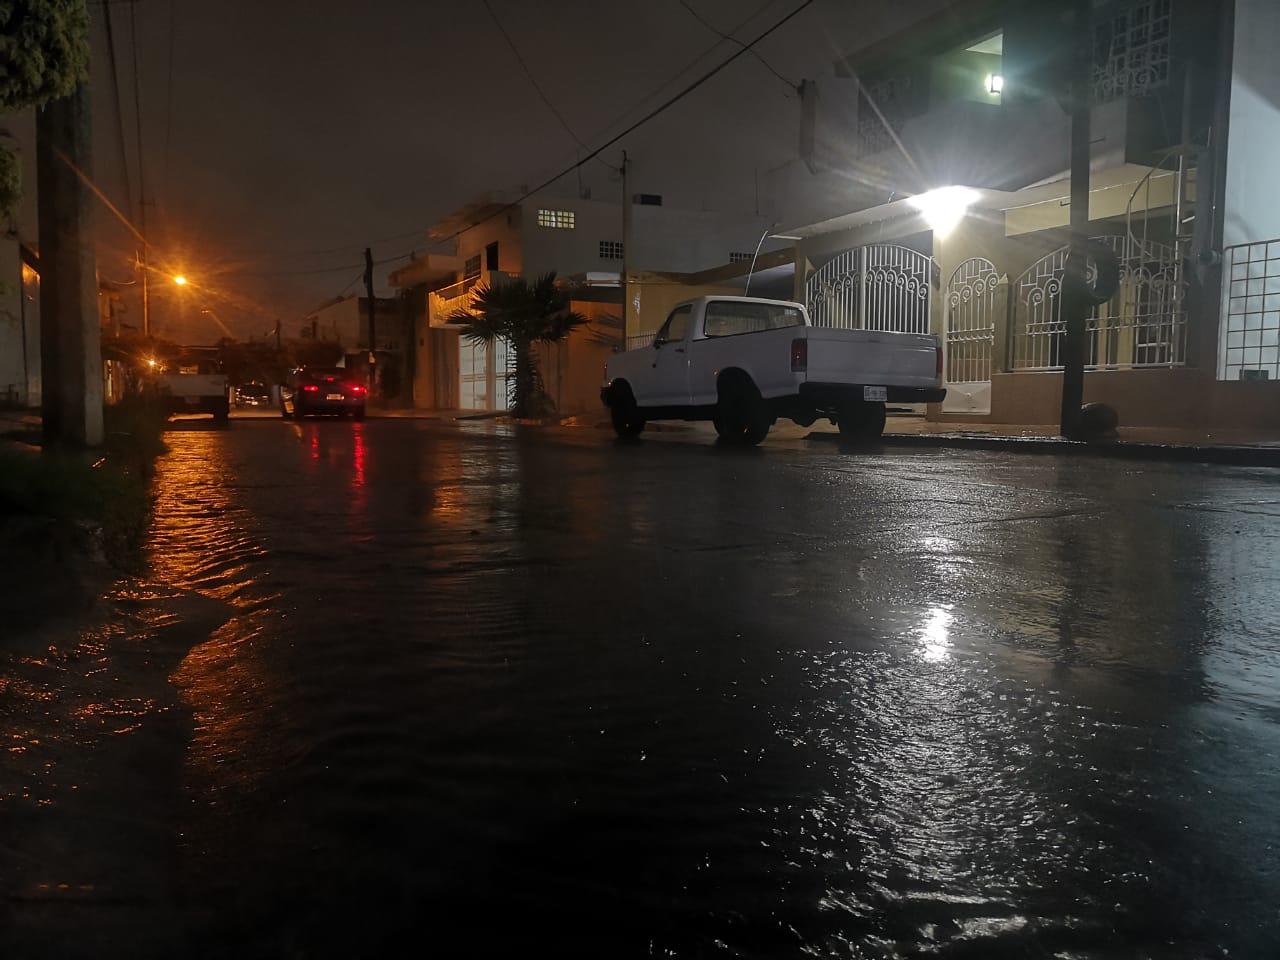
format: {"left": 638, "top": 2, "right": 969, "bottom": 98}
{"left": 908, "top": 186, "right": 980, "bottom": 239}
{"left": 173, "top": 275, "right": 188, "bottom": 286}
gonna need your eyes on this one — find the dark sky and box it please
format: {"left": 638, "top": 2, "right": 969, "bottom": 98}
{"left": 13, "top": 0, "right": 946, "bottom": 341}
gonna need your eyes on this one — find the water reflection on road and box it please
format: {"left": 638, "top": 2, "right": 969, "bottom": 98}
{"left": 102, "top": 423, "right": 1280, "bottom": 953}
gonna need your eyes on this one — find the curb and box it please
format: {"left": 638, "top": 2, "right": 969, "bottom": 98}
{"left": 807, "top": 430, "right": 1280, "bottom": 468}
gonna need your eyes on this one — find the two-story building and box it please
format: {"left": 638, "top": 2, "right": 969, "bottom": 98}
{"left": 390, "top": 192, "right": 782, "bottom": 414}
{"left": 778, "top": 0, "right": 1278, "bottom": 434}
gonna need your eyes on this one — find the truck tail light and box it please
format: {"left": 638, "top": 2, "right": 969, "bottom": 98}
{"left": 935, "top": 343, "right": 944, "bottom": 379}
{"left": 790, "top": 338, "right": 808, "bottom": 373}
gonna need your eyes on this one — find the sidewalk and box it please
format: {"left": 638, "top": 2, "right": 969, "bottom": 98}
{"left": 843, "top": 416, "right": 1280, "bottom": 467}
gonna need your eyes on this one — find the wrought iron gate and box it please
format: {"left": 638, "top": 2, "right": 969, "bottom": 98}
{"left": 1009, "top": 235, "right": 1186, "bottom": 371}
{"left": 805, "top": 243, "right": 933, "bottom": 334}
{"left": 945, "top": 257, "right": 999, "bottom": 384}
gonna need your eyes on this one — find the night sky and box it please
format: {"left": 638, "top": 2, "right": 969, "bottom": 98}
{"left": 10, "top": 0, "right": 945, "bottom": 342}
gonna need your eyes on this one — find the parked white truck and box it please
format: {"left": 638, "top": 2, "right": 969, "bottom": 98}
{"left": 602, "top": 296, "right": 944, "bottom": 444}
{"left": 158, "top": 348, "right": 230, "bottom": 423}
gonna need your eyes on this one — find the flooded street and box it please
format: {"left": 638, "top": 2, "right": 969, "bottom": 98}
{"left": 5, "top": 419, "right": 1280, "bottom": 957}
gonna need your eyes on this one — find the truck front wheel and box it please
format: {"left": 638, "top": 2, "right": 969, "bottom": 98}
{"left": 836, "top": 400, "right": 886, "bottom": 442}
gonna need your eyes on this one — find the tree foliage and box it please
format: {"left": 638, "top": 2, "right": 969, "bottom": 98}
{"left": 0, "top": 0, "right": 90, "bottom": 109}
{"left": 449, "top": 272, "right": 586, "bottom": 417}
{"left": 0, "top": 0, "right": 90, "bottom": 219}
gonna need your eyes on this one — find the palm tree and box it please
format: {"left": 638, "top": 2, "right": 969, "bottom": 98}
{"left": 448, "top": 272, "right": 586, "bottom": 417}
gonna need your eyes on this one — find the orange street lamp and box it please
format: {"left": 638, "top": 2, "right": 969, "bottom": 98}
{"left": 173, "top": 275, "right": 188, "bottom": 286}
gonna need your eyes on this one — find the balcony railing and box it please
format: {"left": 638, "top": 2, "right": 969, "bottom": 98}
{"left": 427, "top": 271, "right": 519, "bottom": 328}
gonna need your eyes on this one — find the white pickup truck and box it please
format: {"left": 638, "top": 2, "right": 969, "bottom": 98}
{"left": 158, "top": 349, "right": 231, "bottom": 423}
{"left": 602, "top": 296, "right": 944, "bottom": 444}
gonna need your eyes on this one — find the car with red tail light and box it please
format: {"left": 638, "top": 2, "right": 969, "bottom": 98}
{"left": 281, "top": 367, "right": 367, "bottom": 420}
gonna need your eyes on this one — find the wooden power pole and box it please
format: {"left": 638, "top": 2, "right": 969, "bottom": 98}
{"left": 36, "top": 84, "right": 104, "bottom": 447}
{"left": 364, "top": 246, "right": 377, "bottom": 396}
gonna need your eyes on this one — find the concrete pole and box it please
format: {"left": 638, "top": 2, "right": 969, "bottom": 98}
{"left": 1058, "top": 0, "right": 1092, "bottom": 440}
{"left": 36, "top": 83, "right": 104, "bottom": 447}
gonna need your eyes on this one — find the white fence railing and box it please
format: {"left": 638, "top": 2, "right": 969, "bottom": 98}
{"left": 1009, "top": 235, "right": 1187, "bottom": 372}
{"left": 1219, "top": 239, "right": 1280, "bottom": 382}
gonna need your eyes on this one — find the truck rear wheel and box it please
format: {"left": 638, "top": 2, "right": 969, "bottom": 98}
{"left": 717, "top": 376, "right": 770, "bottom": 445}
{"left": 837, "top": 400, "right": 886, "bottom": 442}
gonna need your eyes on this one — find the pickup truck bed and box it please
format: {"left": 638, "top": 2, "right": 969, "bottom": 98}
{"left": 603, "top": 295, "right": 944, "bottom": 445}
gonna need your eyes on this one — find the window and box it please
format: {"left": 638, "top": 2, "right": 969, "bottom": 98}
{"left": 655, "top": 305, "right": 692, "bottom": 346}
{"left": 599, "top": 240, "right": 624, "bottom": 260}
{"left": 464, "top": 254, "right": 481, "bottom": 279}
{"left": 703, "top": 301, "right": 805, "bottom": 338}
{"left": 729, "top": 251, "right": 753, "bottom": 264}
{"left": 1093, "top": 0, "right": 1172, "bottom": 103}
{"left": 633, "top": 193, "right": 663, "bottom": 206}
{"left": 485, "top": 241, "right": 500, "bottom": 271}
{"left": 537, "top": 208, "right": 575, "bottom": 229}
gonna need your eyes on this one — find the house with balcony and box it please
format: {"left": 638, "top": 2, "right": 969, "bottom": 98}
{"left": 778, "top": 0, "right": 1280, "bottom": 433}
{"left": 389, "top": 192, "right": 781, "bottom": 414}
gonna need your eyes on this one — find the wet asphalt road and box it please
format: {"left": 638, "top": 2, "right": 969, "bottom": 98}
{"left": 5, "top": 419, "right": 1280, "bottom": 958}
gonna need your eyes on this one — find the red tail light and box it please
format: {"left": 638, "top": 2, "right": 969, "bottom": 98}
{"left": 935, "top": 343, "right": 944, "bottom": 379}
{"left": 790, "top": 338, "right": 808, "bottom": 373}
{"left": 302, "top": 384, "right": 320, "bottom": 393}
{"left": 348, "top": 384, "right": 366, "bottom": 395}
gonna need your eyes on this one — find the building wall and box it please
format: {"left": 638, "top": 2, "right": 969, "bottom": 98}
{"left": 518, "top": 197, "right": 780, "bottom": 279}
{"left": 1221, "top": 0, "right": 1280, "bottom": 250}
{"left": 454, "top": 209, "right": 524, "bottom": 277}
{"left": 535, "top": 300, "right": 618, "bottom": 417}
{"left": 629, "top": 275, "right": 743, "bottom": 340}
{"left": 990, "top": 366, "right": 1280, "bottom": 430}
{"left": 0, "top": 235, "right": 30, "bottom": 404}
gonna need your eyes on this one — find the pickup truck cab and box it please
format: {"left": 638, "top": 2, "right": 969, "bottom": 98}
{"left": 602, "top": 296, "right": 944, "bottom": 444}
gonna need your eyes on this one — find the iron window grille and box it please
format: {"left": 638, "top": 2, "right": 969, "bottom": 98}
{"left": 537, "top": 209, "right": 576, "bottom": 229}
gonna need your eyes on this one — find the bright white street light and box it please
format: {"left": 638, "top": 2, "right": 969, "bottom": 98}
{"left": 986, "top": 73, "right": 1004, "bottom": 95}
{"left": 908, "top": 186, "right": 980, "bottom": 239}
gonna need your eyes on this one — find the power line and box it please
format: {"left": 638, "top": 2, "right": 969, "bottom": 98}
{"left": 229, "top": 252, "right": 412, "bottom": 279}
{"left": 163, "top": 0, "right": 176, "bottom": 196}
{"left": 224, "top": 0, "right": 784, "bottom": 268}
{"left": 581, "top": 0, "right": 778, "bottom": 150}
{"left": 677, "top": 0, "right": 798, "bottom": 92}
{"left": 480, "top": 0, "right": 586, "bottom": 151}
{"left": 100, "top": 0, "right": 134, "bottom": 217}
{"left": 439, "top": 0, "right": 816, "bottom": 243}
{"left": 128, "top": 0, "right": 145, "bottom": 221}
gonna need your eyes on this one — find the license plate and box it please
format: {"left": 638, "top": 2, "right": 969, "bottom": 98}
{"left": 863, "top": 386, "right": 887, "bottom": 402}
{"left": 326, "top": 393, "right": 343, "bottom": 401}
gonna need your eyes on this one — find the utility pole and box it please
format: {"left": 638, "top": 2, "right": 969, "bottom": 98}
{"left": 139, "top": 239, "right": 151, "bottom": 337}
{"left": 620, "top": 151, "right": 632, "bottom": 349}
{"left": 364, "top": 246, "right": 377, "bottom": 397}
{"left": 36, "top": 83, "right": 104, "bottom": 447}
{"left": 1059, "top": 0, "right": 1092, "bottom": 440}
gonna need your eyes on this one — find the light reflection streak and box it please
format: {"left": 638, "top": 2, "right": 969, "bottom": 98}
{"left": 919, "top": 606, "right": 954, "bottom": 662}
